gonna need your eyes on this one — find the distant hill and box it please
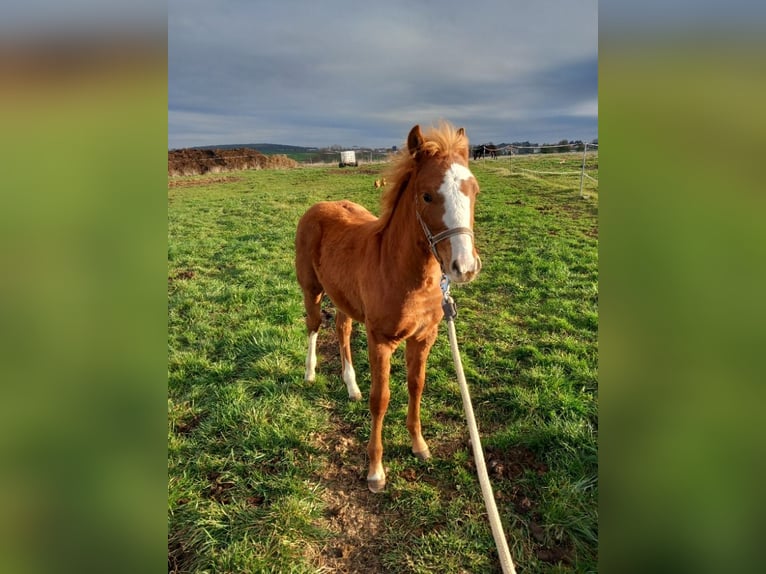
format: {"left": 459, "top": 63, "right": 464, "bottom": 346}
{"left": 178, "top": 143, "right": 393, "bottom": 164}
{"left": 189, "top": 143, "right": 316, "bottom": 155}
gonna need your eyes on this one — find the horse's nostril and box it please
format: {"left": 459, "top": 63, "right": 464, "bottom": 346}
{"left": 451, "top": 261, "right": 462, "bottom": 275}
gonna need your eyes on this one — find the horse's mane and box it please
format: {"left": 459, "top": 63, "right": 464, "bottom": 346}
{"left": 376, "top": 122, "right": 469, "bottom": 230}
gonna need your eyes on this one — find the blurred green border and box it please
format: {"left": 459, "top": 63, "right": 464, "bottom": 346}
{"left": 0, "top": 42, "right": 168, "bottom": 574}
{"left": 600, "top": 37, "right": 766, "bottom": 574}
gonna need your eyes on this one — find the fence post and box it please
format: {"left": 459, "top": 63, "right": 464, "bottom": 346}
{"left": 579, "top": 143, "right": 587, "bottom": 198}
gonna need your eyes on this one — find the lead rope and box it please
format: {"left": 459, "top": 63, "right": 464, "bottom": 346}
{"left": 440, "top": 275, "right": 517, "bottom": 574}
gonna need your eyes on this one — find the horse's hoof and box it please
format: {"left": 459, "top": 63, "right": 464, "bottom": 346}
{"left": 367, "top": 477, "right": 386, "bottom": 493}
{"left": 349, "top": 391, "right": 362, "bottom": 401}
{"left": 413, "top": 448, "right": 431, "bottom": 460}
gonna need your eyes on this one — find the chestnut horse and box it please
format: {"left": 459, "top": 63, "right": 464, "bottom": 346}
{"left": 295, "top": 122, "right": 481, "bottom": 492}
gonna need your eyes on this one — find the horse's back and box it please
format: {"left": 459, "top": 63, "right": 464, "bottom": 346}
{"left": 300, "top": 200, "right": 375, "bottom": 226}
{"left": 296, "top": 200, "right": 376, "bottom": 247}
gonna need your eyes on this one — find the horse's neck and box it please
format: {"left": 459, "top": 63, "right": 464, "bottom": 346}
{"left": 378, "top": 190, "right": 440, "bottom": 289}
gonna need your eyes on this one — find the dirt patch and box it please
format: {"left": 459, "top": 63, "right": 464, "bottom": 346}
{"left": 476, "top": 446, "right": 548, "bottom": 519}
{"left": 168, "top": 175, "right": 243, "bottom": 189}
{"left": 484, "top": 445, "right": 549, "bottom": 481}
{"left": 174, "top": 412, "right": 202, "bottom": 436}
{"left": 316, "top": 307, "right": 338, "bottom": 359}
{"left": 206, "top": 471, "right": 236, "bottom": 504}
{"left": 168, "top": 269, "right": 195, "bottom": 283}
{"left": 168, "top": 533, "right": 194, "bottom": 574}
{"left": 480, "top": 446, "right": 573, "bottom": 566}
{"left": 246, "top": 494, "right": 266, "bottom": 507}
{"left": 311, "top": 420, "right": 394, "bottom": 573}
{"left": 536, "top": 543, "right": 573, "bottom": 565}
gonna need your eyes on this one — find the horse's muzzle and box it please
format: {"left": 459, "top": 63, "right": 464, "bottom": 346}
{"left": 449, "top": 253, "right": 481, "bottom": 283}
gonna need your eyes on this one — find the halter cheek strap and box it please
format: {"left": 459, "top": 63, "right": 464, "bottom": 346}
{"left": 415, "top": 209, "right": 474, "bottom": 267}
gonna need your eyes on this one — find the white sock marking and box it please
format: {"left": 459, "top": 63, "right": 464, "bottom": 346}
{"left": 343, "top": 362, "right": 361, "bottom": 400}
{"left": 367, "top": 467, "right": 385, "bottom": 482}
{"left": 305, "top": 331, "right": 318, "bottom": 381}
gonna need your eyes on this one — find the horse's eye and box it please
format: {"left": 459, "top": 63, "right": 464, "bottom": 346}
{"left": 423, "top": 193, "right": 432, "bottom": 203}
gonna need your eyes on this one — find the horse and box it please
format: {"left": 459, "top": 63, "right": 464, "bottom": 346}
{"left": 295, "top": 122, "right": 482, "bottom": 492}
{"left": 473, "top": 144, "right": 497, "bottom": 160}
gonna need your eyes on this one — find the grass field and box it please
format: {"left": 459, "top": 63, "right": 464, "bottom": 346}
{"left": 168, "top": 153, "right": 598, "bottom": 573}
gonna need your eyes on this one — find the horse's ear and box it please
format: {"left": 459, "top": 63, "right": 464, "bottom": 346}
{"left": 457, "top": 127, "right": 469, "bottom": 160}
{"left": 408, "top": 125, "right": 424, "bottom": 157}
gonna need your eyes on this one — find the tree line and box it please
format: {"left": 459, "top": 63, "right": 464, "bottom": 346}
{"left": 474, "top": 138, "right": 599, "bottom": 155}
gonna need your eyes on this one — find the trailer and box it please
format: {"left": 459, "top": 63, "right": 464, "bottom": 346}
{"left": 338, "top": 150, "right": 358, "bottom": 168}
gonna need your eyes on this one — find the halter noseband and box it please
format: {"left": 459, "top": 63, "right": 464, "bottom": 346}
{"left": 415, "top": 208, "right": 474, "bottom": 271}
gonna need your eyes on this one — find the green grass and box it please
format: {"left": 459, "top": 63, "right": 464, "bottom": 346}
{"left": 168, "top": 155, "right": 598, "bottom": 573}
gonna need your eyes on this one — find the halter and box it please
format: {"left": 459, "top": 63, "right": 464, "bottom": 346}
{"left": 415, "top": 208, "right": 474, "bottom": 272}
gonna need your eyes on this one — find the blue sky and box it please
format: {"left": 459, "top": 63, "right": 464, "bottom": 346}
{"left": 168, "top": 0, "right": 598, "bottom": 149}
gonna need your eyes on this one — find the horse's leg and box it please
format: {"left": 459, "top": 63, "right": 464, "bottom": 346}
{"left": 366, "top": 331, "right": 394, "bottom": 493}
{"left": 335, "top": 310, "right": 361, "bottom": 401}
{"left": 405, "top": 330, "right": 437, "bottom": 460}
{"left": 302, "top": 288, "right": 322, "bottom": 381}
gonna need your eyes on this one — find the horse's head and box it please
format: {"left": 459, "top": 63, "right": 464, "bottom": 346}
{"left": 408, "top": 124, "right": 482, "bottom": 284}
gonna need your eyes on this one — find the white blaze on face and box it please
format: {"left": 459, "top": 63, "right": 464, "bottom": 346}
{"left": 438, "top": 163, "right": 477, "bottom": 277}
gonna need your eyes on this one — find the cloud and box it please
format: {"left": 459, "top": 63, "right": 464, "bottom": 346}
{"left": 168, "top": 0, "right": 598, "bottom": 148}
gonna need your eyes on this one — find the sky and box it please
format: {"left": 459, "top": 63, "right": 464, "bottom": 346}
{"left": 168, "top": 0, "right": 598, "bottom": 150}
